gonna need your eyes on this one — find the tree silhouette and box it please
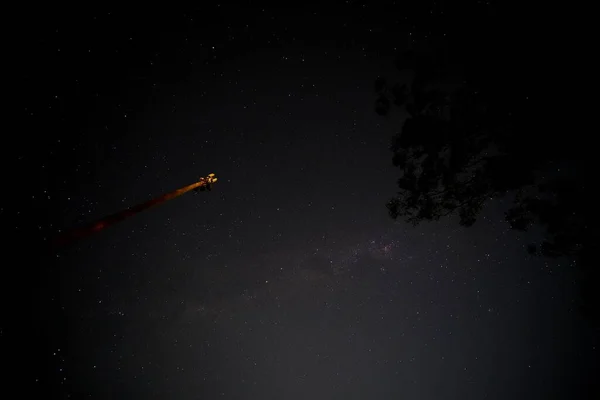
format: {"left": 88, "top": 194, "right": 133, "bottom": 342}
{"left": 376, "top": 40, "right": 592, "bottom": 319}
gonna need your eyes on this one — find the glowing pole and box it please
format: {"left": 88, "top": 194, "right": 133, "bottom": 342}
{"left": 52, "top": 173, "right": 217, "bottom": 248}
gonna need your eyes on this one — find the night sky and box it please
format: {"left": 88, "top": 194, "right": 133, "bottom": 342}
{"left": 12, "top": 2, "right": 597, "bottom": 399}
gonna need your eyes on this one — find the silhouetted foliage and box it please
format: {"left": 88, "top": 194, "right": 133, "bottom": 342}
{"left": 376, "top": 39, "right": 592, "bottom": 320}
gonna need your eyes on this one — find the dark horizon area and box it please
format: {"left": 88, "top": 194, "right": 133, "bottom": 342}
{"left": 9, "top": 2, "right": 597, "bottom": 399}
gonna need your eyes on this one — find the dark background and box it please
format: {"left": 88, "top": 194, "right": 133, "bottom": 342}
{"left": 8, "top": 2, "right": 596, "bottom": 399}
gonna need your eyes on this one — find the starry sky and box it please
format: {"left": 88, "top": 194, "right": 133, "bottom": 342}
{"left": 12, "top": 2, "right": 597, "bottom": 399}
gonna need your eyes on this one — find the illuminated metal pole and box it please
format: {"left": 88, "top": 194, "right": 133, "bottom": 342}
{"left": 51, "top": 173, "right": 217, "bottom": 248}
